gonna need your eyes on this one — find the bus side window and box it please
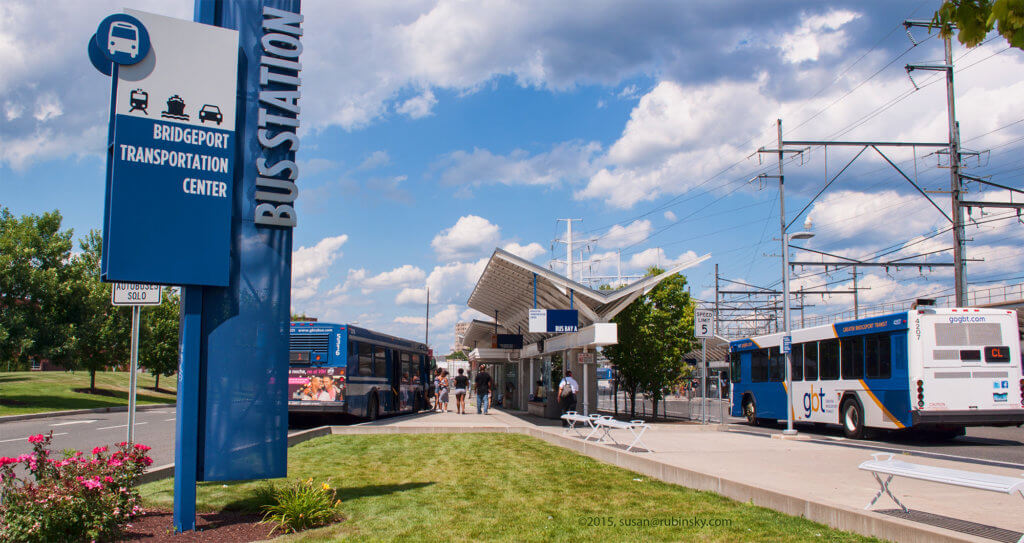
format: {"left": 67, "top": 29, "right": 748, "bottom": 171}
{"left": 768, "top": 347, "right": 783, "bottom": 381}
{"left": 730, "top": 352, "right": 741, "bottom": 383}
{"left": 751, "top": 349, "right": 768, "bottom": 382}
{"left": 819, "top": 339, "right": 839, "bottom": 380}
{"left": 358, "top": 342, "right": 373, "bottom": 377}
{"left": 841, "top": 337, "right": 864, "bottom": 379}
{"left": 866, "top": 334, "right": 892, "bottom": 379}
{"left": 791, "top": 343, "right": 803, "bottom": 381}
{"left": 804, "top": 342, "right": 818, "bottom": 381}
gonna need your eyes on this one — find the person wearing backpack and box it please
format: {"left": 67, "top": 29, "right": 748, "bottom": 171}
{"left": 558, "top": 370, "right": 579, "bottom": 426}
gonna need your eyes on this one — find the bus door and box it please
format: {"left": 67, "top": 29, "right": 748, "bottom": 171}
{"left": 389, "top": 348, "right": 402, "bottom": 412}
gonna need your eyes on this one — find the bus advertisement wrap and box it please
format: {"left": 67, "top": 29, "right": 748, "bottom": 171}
{"left": 289, "top": 367, "right": 345, "bottom": 403}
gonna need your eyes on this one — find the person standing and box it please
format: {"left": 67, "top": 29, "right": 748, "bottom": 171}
{"left": 474, "top": 366, "right": 493, "bottom": 415}
{"left": 453, "top": 368, "right": 469, "bottom": 414}
{"left": 558, "top": 370, "right": 579, "bottom": 426}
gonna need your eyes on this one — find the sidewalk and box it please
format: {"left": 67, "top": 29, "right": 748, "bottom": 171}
{"left": 342, "top": 409, "right": 1022, "bottom": 543}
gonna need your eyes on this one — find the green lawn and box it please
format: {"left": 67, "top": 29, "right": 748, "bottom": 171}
{"left": 141, "top": 433, "right": 881, "bottom": 542}
{"left": 0, "top": 371, "right": 175, "bottom": 416}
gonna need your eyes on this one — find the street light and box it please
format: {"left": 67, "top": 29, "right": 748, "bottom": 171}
{"left": 782, "top": 230, "right": 814, "bottom": 436}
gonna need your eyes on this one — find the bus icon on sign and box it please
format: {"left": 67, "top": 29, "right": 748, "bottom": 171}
{"left": 108, "top": 22, "right": 139, "bottom": 58}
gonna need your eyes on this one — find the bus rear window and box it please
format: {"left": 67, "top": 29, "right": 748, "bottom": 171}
{"left": 934, "top": 323, "right": 1002, "bottom": 346}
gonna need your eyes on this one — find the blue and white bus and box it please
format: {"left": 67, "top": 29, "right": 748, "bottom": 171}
{"left": 730, "top": 308, "right": 1023, "bottom": 438}
{"left": 289, "top": 321, "right": 430, "bottom": 419}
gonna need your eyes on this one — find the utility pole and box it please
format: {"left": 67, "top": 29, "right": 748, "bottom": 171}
{"left": 905, "top": 20, "right": 967, "bottom": 306}
{"left": 852, "top": 265, "right": 858, "bottom": 319}
{"left": 556, "top": 218, "right": 582, "bottom": 281}
{"left": 714, "top": 263, "right": 720, "bottom": 339}
{"left": 425, "top": 287, "right": 430, "bottom": 347}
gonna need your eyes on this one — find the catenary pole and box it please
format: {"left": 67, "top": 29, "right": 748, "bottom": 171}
{"left": 778, "top": 119, "right": 797, "bottom": 436}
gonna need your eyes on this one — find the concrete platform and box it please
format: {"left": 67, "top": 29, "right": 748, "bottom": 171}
{"left": 328, "top": 409, "right": 1023, "bottom": 543}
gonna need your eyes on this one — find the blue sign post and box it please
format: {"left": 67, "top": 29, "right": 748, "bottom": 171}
{"left": 91, "top": 3, "right": 300, "bottom": 533}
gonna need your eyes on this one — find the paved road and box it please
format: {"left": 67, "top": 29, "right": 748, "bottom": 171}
{"left": 1, "top": 407, "right": 178, "bottom": 466}
{"left": 730, "top": 421, "right": 1024, "bottom": 467}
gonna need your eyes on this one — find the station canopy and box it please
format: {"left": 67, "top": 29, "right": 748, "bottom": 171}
{"left": 466, "top": 248, "right": 710, "bottom": 351}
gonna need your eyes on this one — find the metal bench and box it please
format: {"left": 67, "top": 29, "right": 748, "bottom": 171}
{"left": 560, "top": 411, "right": 600, "bottom": 439}
{"left": 592, "top": 416, "right": 652, "bottom": 452}
{"left": 859, "top": 452, "right": 1024, "bottom": 541}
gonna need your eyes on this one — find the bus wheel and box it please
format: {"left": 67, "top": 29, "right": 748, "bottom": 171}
{"left": 368, "top": 394, "right": 379, "bottom": 421}
{"left": 841, "top": 399, "right": 865, "bottom": 439}
{"left": 743, "top": 398, "right": 757, "bottom": 425}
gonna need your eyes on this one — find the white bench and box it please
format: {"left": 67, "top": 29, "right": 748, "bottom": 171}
{"left": 859, "top": 452, "right": 1024, "bottom": 541}
{"left": 560, "top": 411, "right": 602, "bottom": 440}
{"left": 592, "top": 416, "right": 652, "bottom": 452}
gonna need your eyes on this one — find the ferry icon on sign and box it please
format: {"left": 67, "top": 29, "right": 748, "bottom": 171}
{"left": 161, "top": 95, "right": 189, "bottom": 121}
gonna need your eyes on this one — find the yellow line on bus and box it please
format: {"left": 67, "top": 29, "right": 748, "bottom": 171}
{"left": 857, "top": 379, "right": 905, "bottom": 429}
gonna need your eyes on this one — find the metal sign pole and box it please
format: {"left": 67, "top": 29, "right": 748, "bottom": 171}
{"left": 701, "top": 338, "right": 707, "bottom": 424}
{"left": 127, "top": 305, "right": 140, "bottom": 443}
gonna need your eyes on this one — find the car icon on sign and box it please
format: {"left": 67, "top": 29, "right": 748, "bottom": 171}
{"left": 199, "top": 104, "right": 223, "bottom": 125}
{"left": 108, "top": 22, "right": 139, "bottom": 58}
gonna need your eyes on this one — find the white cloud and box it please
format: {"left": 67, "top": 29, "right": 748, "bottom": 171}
{"left": 394, "top": 316, "right": 425, "bottom": 325}
{"left": 618, "top": 84, "right": 640, "bottom": 99}
{"left": 396, "top": 287, "right": 428, "bottom": 305}
{"left": 358, "top": 150, "right": 390, "bottom": 170}
{"left": 598, "top": 219, "right": 652, "bottom": 249}
{"left": 431, "top": 215, "right": 501, "bottom": 261}
{"left": 627, "top": 248, "right": 699, "bottom": 271}
{"left": 807, "top": 190, "right": 943, "bottom": 249}
{"left": 779, "top": 10, "right": 859, "bottom": 64}
{"left": 437, "top": 141, "right": 601, "bottom": 189}
{"left": 395, "top": 257, "right": 489, "bottom": 306}
{"left": 663, "top": 210, "right": 677, "bottom": 221}
{"left": 460, "top": 307, "right": 489, "bottom": 321}
{"left": 32, "top": 94, "right": 62, "bottom": 122}
{"left": 358, "top": 264, "right": 426, "bottom": 292}
{"left": 291, "top": 235, "right": 349, "bottom": 301}
{"left": 297, "top": 158, "right": 338, "bottom": 176}
{"left": 396, "top": 88, "right": 437, "bottom": 119}
{"left": 502, "top": 241, "right": 546, "bottom": 260}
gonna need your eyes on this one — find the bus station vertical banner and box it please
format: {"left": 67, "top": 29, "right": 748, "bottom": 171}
{"left": 192, "top": 0, "right": 300, "bottom": 487}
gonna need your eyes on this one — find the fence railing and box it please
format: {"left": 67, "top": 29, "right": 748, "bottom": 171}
{"left": 596, "top": 384, "right": 734, "bottom": 424}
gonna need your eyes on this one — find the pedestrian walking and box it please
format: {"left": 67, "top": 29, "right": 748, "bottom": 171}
{"left": 558, "top": 370, "right": 579, "bottom": 426}
{"left": 438, "top": 369, "right": 451, "bottom": 412}
{"left": 432, "top": 369, "right": 443, "bottom": 412}
{"left": 453, "top": 368, "right": 469, "bottom": 414}
{"left": 474, "top": 366, "right": 493, "bottom": 415}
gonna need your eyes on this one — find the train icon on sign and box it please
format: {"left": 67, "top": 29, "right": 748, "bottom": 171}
{"left": 108, "top": 21, "right": 140, "bottom": 59}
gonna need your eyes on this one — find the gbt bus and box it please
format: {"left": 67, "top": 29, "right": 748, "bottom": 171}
{"left": 729, "top": 308, "right": 1023, "bottom": 438}
{"left": 289, "top": 321, "right": 429, "bottom": 420}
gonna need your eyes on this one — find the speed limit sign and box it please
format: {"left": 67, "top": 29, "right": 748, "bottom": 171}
{"left": 694, "top": 309, "right": 714, "bottom": 338}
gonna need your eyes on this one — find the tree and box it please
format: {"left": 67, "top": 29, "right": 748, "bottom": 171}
{"left": 446, "top": 350, "right": 468, "bottom": 360}
{"left": 933, "top": 1, "right": 1024, "bottom": 50}
{"left": 68, "top": 230, "right": 130, "bottom": 391}
{"left": 141, "top": 289, "right": 180, "bottom": 390}
{"left": 602, "top": 267, "right": 696, "bottom": 419}
{"left": 0, "top": 208, "right": 79, "bottom": 370}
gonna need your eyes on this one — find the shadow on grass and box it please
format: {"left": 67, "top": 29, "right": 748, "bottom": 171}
{"left": 0, "top": 375, "right": 33, "bottom": 384}
{"left": 0, "top": 391, "right": 173, "bottom": 412}
{"left": 218, "top": 482, "right": 435, "bottom": 514}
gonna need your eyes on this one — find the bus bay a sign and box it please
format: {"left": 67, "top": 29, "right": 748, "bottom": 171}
{"left": 93, "top": 10, "right": 239, "bottom": 287}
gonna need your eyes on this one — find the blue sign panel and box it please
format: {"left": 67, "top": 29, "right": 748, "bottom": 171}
{"left": 833, "top": 312, "right": 909, "bottom": 338}
{"left": 103, "top": 116, "right": 234, "bottom": 285}
{"left": 547, "top": 309, "right": 579, "bottom": 333}
{"left": 95, "top": 13, "right": 151, "bottom": 66}
{"left": 193, "top": 0, "right": 299, "bottom": 482}
{"left": 781, "top": 335, "right": 791, "bottom": 354}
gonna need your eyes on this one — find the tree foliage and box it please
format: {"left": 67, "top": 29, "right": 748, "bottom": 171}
{"left": 0, "top": 208, "right": 79, "bottom": 370}
{"left": 141, "top": 289, "right": 181, "bottom": 390}
{"left": 933, "top": 0, "right": 1024, "bottom": 50}
{"left": 1, "top": 209, "right": 180, "bottom": 392}
{"left": 602, "top": 267, "right": 696, "bottom": 418}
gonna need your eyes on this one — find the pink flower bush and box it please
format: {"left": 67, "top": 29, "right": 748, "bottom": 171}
{"left": 0, "top": 432, "right": 154, "bottom": 542}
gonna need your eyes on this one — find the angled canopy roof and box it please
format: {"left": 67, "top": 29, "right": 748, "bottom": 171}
{"left": 467, "top": 248, "right": 710, "bottom": 345}
{"left": 460, "top": 319, "right": 506, "bottom": 350}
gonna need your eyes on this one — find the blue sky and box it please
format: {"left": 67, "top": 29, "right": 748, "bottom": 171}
{"left": 3, "top": 1, "right": 1024, "bottom": 352}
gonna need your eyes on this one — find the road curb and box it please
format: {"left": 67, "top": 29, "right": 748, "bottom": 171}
{"left": 0, "top": 403, "right": 176, "bottom": 424}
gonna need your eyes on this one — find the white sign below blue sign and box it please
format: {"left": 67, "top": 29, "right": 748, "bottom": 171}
{"left": 782, "top": 335, "right": 791, "bottom": 354}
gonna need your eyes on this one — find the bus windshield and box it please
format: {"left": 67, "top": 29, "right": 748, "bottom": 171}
{"left": 111, "top": 26, "right": 136, "bottom": 40}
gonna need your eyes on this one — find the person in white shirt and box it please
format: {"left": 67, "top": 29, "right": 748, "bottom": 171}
{"left": 558, "top": 370, "right": 580, "bottom": 426}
